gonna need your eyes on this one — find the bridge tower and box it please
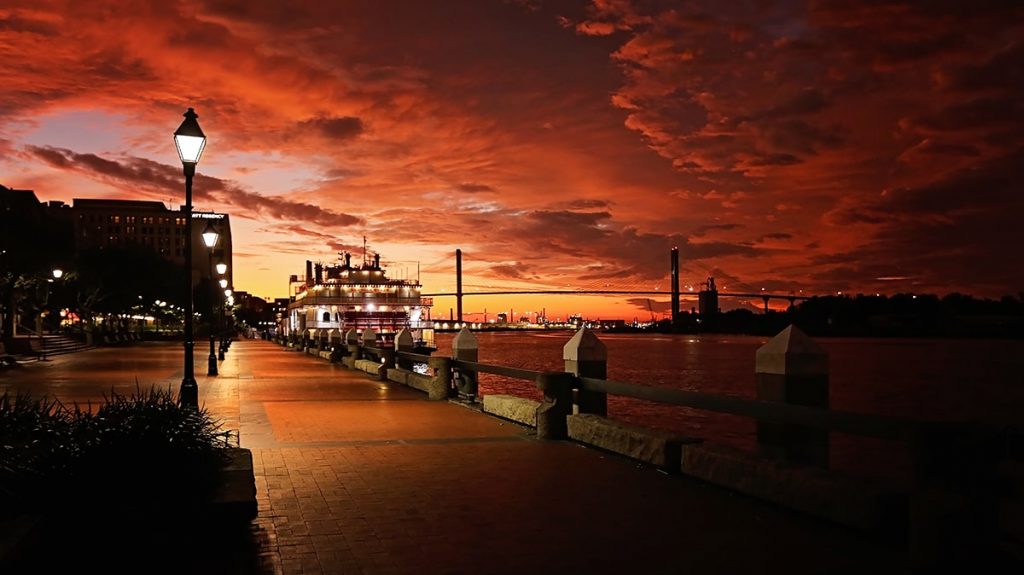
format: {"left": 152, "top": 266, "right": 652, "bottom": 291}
{"left": 670, "top": 247, "right": 680, "bottom": 326}
{"left": 456, "top": 248, "right": 463, "bottom": 322}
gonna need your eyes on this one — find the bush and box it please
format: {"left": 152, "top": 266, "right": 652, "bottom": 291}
{"left": 0, "top": 387, "right": 234, "bottom": 518}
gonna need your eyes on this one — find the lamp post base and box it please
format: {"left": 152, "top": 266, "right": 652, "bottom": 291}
{"left": 208, "top": 335, "right": 218, "bottom": 375}
{"left": 180, "top": 378, "right": 198, "bottom": 409}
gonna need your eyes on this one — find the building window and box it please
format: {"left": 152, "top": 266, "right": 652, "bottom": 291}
{"left": 322, "top": 312, "right": 331, "bottom": 322}
{"left": 126, "top": 226, "right": 135, "bottom": 234}
{"left": 126, "top": 216, "right": 136, "bottom": 224}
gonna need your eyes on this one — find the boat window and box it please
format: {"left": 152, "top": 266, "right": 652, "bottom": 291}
{"left": 322, "top": 312, "right": 331, "bottom": 322}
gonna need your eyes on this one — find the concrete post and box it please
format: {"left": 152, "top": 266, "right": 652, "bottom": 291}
{"left": 344, "top": 328, "right": 360, "bottom": 367}
{"left": 755, "top": 325, "right": 829, "bottom": 467}
{"left": 395, "top": 328, "right": 414, "bottom": 370}
{"left": 535, "top": 372, "right": 574, "bottom": 440}
{"left": 426, "top": 356, "right": 452, "bottom": 400}
{"left": 564, "top": 328, "right": 607, "bottom": 416}
{"left": 452, "top": 327, "right": 479, "bottom": 401}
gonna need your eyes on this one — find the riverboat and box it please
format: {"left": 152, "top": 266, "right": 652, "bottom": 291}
{"left": 283, "top": 249, "right": 434, "bottom": 349}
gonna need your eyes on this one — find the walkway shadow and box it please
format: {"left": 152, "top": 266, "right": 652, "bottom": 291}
{"left": 3, "top": 512, "right": 280, "bottom": 575}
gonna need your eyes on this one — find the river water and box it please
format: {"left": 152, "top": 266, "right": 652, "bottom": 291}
{"left": 434, "top": 330, "right": 1024, "bottom": 483}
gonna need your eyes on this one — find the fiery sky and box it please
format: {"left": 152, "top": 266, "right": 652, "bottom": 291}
{"left": 1, "top": 0, "right": 1022, "bottom": 319}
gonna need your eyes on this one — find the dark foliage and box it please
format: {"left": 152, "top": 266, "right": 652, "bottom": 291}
{"left": 0, "top": 387, "right": 234, "bottom": 518}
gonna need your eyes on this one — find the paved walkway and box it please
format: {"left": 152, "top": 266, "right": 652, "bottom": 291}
{"left": 1, "top": 340, "right": 908, "bottom": 574}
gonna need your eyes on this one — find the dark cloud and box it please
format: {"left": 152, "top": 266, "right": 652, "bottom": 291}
{"left": 26, "top": 145, "right": 363, "bottom": 228}
{"left": 818, "top": 152, "right": 1024, "bottom": 292}
{"left": 456, "top": 182, "right": 494, "bottom": 193}
{"left": 560, "top": 199, "right": 611, "bottom": 209}
{"left": 737, "top": 89, "right": 830, "bottom": 123}
{"left": 944, "top": 42, "right": 1024, "bottom": 93}
{"left": 692, "top": 223, "right": 743, "bottom": 237}
{"left": 297, "top": 116, "right": 365, "bottom": 141}
{"left": 0, "top": 14, "right": 60, "bottom": 36}
{"left": 626, "top": 297, "right": 671, "bottom": 314}
{"left": 489, "top": 264, "right": 535, "bottom": 280}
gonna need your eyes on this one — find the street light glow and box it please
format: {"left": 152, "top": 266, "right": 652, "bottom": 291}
{"left": 202, "top": 220, "right": 219, "bottom": 248}
{"left": 173, "top": 108, "right": 206, "bottom": 164}
{"left": 216, "top": 262, "right": 227, "bottom": 275}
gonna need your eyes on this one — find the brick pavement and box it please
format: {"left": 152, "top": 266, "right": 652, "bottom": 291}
{"left": 2, "top": 340, "right": 908, "bottom": 574}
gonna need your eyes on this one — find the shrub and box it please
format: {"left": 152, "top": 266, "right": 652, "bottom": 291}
{"left": 0, "top": 387, "right": 234, "bottom": 517}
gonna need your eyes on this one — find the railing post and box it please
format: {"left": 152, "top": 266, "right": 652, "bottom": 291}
{"left": 426, "top": 356, "right": 452, "bottom": 400}
{"left": 536, "top": 372, "right": 574, "bottom": 440}
{"left": 564, "top": 327, "right": 607, "bottom": 415}
{"left": 755, "top": 325, "right": 829, "bottom": 467}
{"left": 452, "top": 327, "right": 478, "bottom": 402}
{"left": 395, "top": 328, "right": 414, "bottom": 370}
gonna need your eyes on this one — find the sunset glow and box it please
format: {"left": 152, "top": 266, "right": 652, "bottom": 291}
{"left": 2, "top": 1, "right": 1021, "bottom": 318}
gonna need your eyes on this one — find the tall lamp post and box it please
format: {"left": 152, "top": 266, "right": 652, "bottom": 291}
{"left": 216, "top": 263, "right": 227, "bottom": 359}
{"left": 174, "top": 108, "right": 206, "bottom": 409}
{"left": 202, "top": 221, "right": 219, "bottom": 376}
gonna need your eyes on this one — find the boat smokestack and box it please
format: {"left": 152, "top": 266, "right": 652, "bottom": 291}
{"left": 305, "top": 260, "right": 313, "bottom": 287}
{"left": 314, "top": 262, "right": 323, "bottom": 284}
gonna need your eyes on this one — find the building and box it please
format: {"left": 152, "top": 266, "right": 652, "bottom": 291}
{"left": 46, "top": 198, "right": 233, "bottom": 289}
{"left": 698, "top": 277, "right": 719, "bottom": 316}
{"left": 1, "top": 186, "right": 74, "bottom": 338}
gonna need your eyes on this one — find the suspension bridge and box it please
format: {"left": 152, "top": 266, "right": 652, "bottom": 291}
{"left": 420, "top": 248, "right": 814, "bottom": 321}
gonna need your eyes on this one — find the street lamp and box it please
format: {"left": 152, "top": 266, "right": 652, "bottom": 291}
{"left": 174, "top": 107, "right": 206, "bottom": 409}
{"left": 37, "top": 268, "right": 64, "bottom": 361}
{"left": 202, "top": 220, "right": 219, "bottom": 376}
{"left": 215, "top": 261, "right": 227, "bottom": 360}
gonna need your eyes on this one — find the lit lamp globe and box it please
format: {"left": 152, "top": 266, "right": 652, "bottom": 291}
{"left": 202, "top": 221, "right": 219, "bottom": 249}
{"left": 52, "top": 268, "right": 63, "bottom": 279}
{"left": 216, "top": 262, "right": 227, "bottom": 275}
{"left": 219, "top": 279, "right": 228, "bottom": 288}
{"left": 174, "top": 109, "right": 206, "bottom": 168}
